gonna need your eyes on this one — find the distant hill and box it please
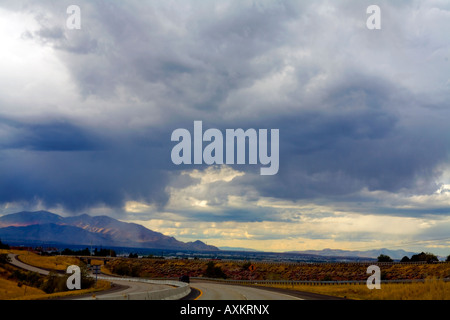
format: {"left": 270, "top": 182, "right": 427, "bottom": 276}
{"left": 0, "top": 210, "right": 63, "bottom": 227}
{"left": 219, "top": 246, "right": 259, "bottom": 252}
{"left": 0, "top": 211, "right": 218, "bottom": 251}
{"left": 289, "top": 248, "right": 417, "bottom": 260}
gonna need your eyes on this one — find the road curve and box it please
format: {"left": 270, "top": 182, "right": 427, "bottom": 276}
{"left": 191, "top": 281, "right": 302, "bottom": 300}
{"left": 7, "top": 254, "right": 341, "bottom": 300}
{"left": 189, "top": 280, "right": 347, "bottom": 300}
{"left": 75, "top": 279, "right": 171, "bottom": 300}
{"left": 7, "top": 253, "right": 173, "bottom": 299}
{"left": 7, "top": 253, "right": 50, "bottom": 275}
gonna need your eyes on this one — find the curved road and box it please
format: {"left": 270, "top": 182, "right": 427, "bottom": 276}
{"left": 7, "top": 254, "right": 339, "bottom": 300}
{"left": 191, "top": 281, "right": 302, "bottom": 300}
{"left": 7, "top": 254, "right": 172, "bottom": 299}
{"left": 76, "top": 279, "right": 170, "bottom": 300}
{"left": 7, "top": 253, "right": 50, "bottom": 275}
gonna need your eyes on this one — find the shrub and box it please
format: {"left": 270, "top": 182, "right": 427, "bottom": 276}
{"left": 110, "top": 261, "right": 141, "bottom": 277}
{"left": 0, "top": 254, "right": 11, "bottom": 264}
{"left": 8, "top": 269, "right": 44, "bottom": 289}
{"left": 204, "top": 262, "right": 227, "bottom": 279}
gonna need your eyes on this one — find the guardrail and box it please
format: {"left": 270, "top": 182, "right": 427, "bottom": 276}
{"left": 90, "top": 277, "right": 191, "bottom": 300}
{"left": 191, "top": 277, "right": 450, "bottom": 286}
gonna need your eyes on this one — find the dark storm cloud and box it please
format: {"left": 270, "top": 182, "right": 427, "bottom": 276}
{"left": 0, "top": 118, "right": 99, "bottom": 151}
{"left": 0, "top": 119, "right": 172, "bottom": 212}
{"left": 1, "top": 0, "right": 450, "bottom": 219}
{"left": 227, "top": 69, "right": 450, "bottom": 207}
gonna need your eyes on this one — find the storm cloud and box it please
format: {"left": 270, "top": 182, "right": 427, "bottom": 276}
{"left": 1, "top": 0, "right": 450, "bottom": 253}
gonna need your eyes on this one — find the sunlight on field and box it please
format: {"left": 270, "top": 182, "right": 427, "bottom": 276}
{"left": 17, "top": 252, "right": 81, "bottom": 271}
{"left": 3, "top": 249, "right": 449, "bottom": 300}
{"left": 0, "top": 250, "right": 112, "bottom": 300}
{"left": 0, "top": 249, "right": 30, "bottom": 255}
{"left": 90, "top": 259, "right": 104, "bottom": 266}
{"left": 264, "top": 279, "right": 450, "bottom": 300}
{"left": 0, "top": 277, "right": 46, "bottom": 299}
{"left": 14, "top": 280, "right": 111, "bottom": 300}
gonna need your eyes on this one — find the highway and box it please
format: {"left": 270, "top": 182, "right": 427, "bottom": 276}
{"left": 7, "top": 254, "right": 340, "bottom": 300}
{"left": 7, "top": 253, "right": 50, "bottom": 275}
{"left": 7, "top": 253, "right": 174, "bottom": 299}
{"left": 190, "top": 281, "right": 302, "bottom": 300}
{"left": 76, "top": 278, "right": 171, "bottom": 300}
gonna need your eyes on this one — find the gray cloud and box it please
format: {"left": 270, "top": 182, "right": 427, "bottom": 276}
{"left": 1, "top": 0, "right": 450, "bottom": 225}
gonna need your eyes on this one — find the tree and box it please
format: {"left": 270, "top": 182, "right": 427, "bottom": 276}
{"left": 446, "top": 255, "right": 450, "bottom": 262}
{"left": 410, "top": 252, "right": 439, "bottom": 263}
{"left": 377, "top": 254, "right": 393, "bottom": 262}
{"left": 400, "top": 256, "right": 410, "bottom": 262}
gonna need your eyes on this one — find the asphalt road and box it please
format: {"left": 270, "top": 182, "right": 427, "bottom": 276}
{"left": 7, "top": 253, "right": 172, "bottom": 299}
{"left": 76, "top": 279, "right": 171, "bottom": 300}
{"left": 188, "top": 280, "right": 346, "bottom": 300}
{"left": 191, "top": 281, "right": 302, "bottom": 300}
{"left": 7, "top": 254, "right": 343, "bottom": 300}
{"left": 7, "top": 253, "right": 50, "bottom": 275}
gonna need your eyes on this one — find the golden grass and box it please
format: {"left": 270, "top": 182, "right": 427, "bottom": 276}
{"left": 90, "top": 259, "right": 104, "bottom": 266}
{"left": 260, "top": 278, "right": 450, "bottom": 300}
{"left": 14, "top": 280, "right": 112, "bottom": 300}
{"left": 1, "top": 250, "right": 112, "bottom": 299}
{"left": 0, "top": 249, "right": 30, "bottom": 255}
{"left": 16, "top": 252, "right": 81, "bottom": 271}
{"left": 100, "top": 264, "right": 114, "bottom": 275}
{"left": 0, "top": 277, "right": 46, "bottom": 300}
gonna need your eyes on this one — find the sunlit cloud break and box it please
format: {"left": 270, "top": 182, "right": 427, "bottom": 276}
{"left": 0, "top": 0, "right": 449, "bottom": 255}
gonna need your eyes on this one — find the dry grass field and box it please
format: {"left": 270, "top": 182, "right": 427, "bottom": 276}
{"left": 258, "top": 278, "right": 450, "bottom": 300}
{"left": 14, "top": 280, "right": 111, "bottom": 300}
{"left": 103, "top": 257, "right": 449, "bottom": 299}
{"left": 15, "top": 252, "right": 82, "bottom": 271}
{"left": 2, "top": 249, "right": 449, "bottom": 300}
{"left": 104, "top": 258, "right": 450, "bottom": 281}
{"left": 0, "top": 249, "right": 111, "bottom": 300}
{"left": 0, "top": 275, "right": 46, "bottom": 299}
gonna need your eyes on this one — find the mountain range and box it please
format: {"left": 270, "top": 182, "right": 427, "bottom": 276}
{"left": 0, "top": 211, "right": 218, "bottom": 251}
{"left": 0, "top": 211, "right": 422, "bottom": 260}
{"left": 289, "top": 248, "right": 417, "bottom": 260}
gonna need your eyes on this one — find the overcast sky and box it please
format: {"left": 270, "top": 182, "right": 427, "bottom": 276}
{"left": 0, "top": 0, "right": 449, "bottom": 255}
